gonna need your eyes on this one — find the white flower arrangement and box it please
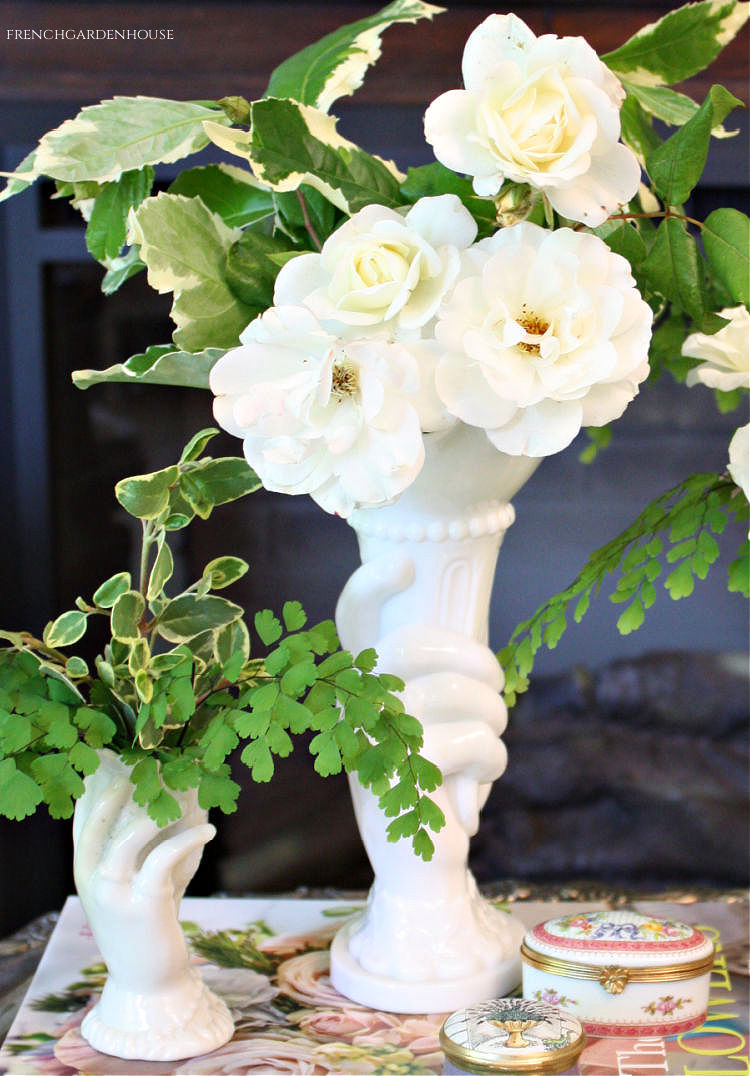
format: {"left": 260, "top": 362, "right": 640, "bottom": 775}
{"left": 1, "top": 0, "right": 748, "bottom": 697}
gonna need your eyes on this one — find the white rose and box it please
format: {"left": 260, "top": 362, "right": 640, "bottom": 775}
{"left": 423, "top": 13, "right": 641, "bottom": 226}
{"left": 274, "top": 194, "right": 477, "bottom": 332}
{"left": 209, "top": 306, "right": 425, "bottom": 517}
{"left": 434, "top": 221, "right": 652, "bottom": 456}
{"left": 728, "top": 423, "right": 749, "bottom": 501}
{"left": 683, "top": 305, "right": 750, "bottom": 391}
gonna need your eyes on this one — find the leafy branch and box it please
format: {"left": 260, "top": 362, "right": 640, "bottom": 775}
{"left": 500, "top": 473, "right": 749, "bottom": 706}
{"left": 0, "top": 431, "right": 444, "bottom": 858}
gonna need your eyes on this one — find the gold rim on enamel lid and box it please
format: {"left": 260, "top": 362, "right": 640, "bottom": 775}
{"left": 440, "top": 997, "right": 586, "bottom": 1074}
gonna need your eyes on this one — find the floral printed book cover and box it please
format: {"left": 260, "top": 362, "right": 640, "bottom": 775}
{"left": 0, "top": 898, "right": 746, "bottom": 1075}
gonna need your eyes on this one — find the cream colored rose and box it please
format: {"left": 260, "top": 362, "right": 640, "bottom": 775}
{"left": 728, "top": 423, "right": 749, "bottom": 500}
{"left": 434, "top": 221, "right": 652, "bottom": 456}
{"left": 210, "top": 306, "right": 427, "bottom": 517}
{"left": 424, "top": 13, "right": 640, "bottom": 226}
{"left": 274, "top": 195, "right": 477, "bottom": 332}
{"left": 683, "top": 305, "right": 750, "bottom": 391}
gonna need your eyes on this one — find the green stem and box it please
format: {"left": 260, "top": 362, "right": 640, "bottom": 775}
{"left": 296, "top": 189, "right": 323, "bottom": 251}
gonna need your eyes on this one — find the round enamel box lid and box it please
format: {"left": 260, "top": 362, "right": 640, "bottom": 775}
{"left": 440, "top": 997, "right": 585, "bottom": 1074}
{"left": 522, "top": 909, "right": 714, "bottom": 972}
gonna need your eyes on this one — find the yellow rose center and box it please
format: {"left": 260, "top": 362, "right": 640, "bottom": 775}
{"left": 517, "top": 307, "right": 550, "bottom": 355}
{"left": 353, "top": 242, "right": 411, "bottom": 287}
{"left": 331, "top": 356, "right": 360, "bottom": 401}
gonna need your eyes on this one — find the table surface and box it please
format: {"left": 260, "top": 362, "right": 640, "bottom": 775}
{"left": 1, "top": 885, "right": 746, "bottom": 1046}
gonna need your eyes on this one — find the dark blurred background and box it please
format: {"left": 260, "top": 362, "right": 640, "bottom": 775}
{"left": 0, "top": 2, "right": 747, "bottom": 937}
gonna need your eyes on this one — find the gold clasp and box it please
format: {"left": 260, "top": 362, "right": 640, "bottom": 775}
{"left": 599, "top": 965, "right": 630, "bottom": 994}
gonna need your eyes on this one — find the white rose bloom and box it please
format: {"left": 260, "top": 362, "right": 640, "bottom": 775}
{"left": 209, "top": 306, "right": 425, "bottom": 517}
{"left": 683, "top": 305, "right": 750, "bottom": 391}
{"left": 423, "top": 13, "right": 641, "bottom": 226}
{"left": 728, "top": 423, "right": 749, "bottom": 501}
{"left": 434, "top": 221, "right": 652, "bottom": 457}
{"left": 274, "top": 194, "right": 477, "bottom": 332}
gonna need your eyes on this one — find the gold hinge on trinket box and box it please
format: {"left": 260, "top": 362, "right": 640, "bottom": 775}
{"left": 520, "top": 944, "right": 714, "bottom": 994}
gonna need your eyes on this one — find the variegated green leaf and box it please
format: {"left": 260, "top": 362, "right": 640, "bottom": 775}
{"left": 208, "top": 99, "right": 403, "bottom": 214}
{"left": 73, "top": 343, "right": 224, "bottom": 391}
{"left": 168, "top": 163, "right": 275, "bottom": 228}
{"left": 5, "top": 97, "right": 231, "bottom": 188}
{"left": 265, "top": 0, "right": 444, "bottom": 112}
{"left": 127, "top": 193, "right": 254, "bottom": 351}
{"left": 604, "top": 1, "right": 749, "bottom": 88}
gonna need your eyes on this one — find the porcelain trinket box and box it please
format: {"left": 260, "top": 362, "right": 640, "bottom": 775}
{"left": 521, "top": 910, "right": 714, "bottom": 1037}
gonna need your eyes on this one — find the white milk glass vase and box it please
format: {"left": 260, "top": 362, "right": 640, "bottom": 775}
{"left": 330, "top": 423, "right": 540, "bottom": 1013}
{"left": 72, "top": 749, "right": 234, "bottom": 1061}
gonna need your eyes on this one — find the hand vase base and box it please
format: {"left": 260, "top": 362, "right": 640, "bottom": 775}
{"left": 330, "top": 904, "right": 525, "bottom": 1013}
{"left": 80, "top": 968, "right": 234, "bottom": 1061}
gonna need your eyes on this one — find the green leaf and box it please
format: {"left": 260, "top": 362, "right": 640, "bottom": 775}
{"left": 354, "top": 648, "right": 378, "bottom": 672}
{"left": 184, "top": 457, "right": 262, "bottom": 508}
{"left": 211, "top": 98, "right": 402, "bottom": 215}
{"left": 617, "top": 597, "right": 645, "bottom": 634}
{"left": 702, "top": 208, "right": 750, "bottom": 307}
{"left": 74, "top": 344, "right": 224, "bottom": 391}
{"left": 128, "top": 192, "right": 254, "bottom": 352}
{"left": 603, "top": 2, "right": 749, "bottom": 87}
{"left": 85, "top": 167, "right": 153, "bottom": 263}
{"left": 386, "top": 809, "right": 419, "bottom": 841}
{"left": 101, "top": 246, "right": 145, "bottom": 294}
{"left": 115, "top": 464, "right": 178, "bottom": 520}
{"left": 169, "top": 164, "right": 275, "bottom": 228}
{"left": 224, "top": 230, "right": 300, "bottom": 313}
{"left": 215, "top": 619, "right": 251, "bottom": 667}
{"left": 74, "top": 706, "right": 117, "bottom": 749}
{"left": 147, "top": 541, "right": 174, "bottom": 601}
{"left": 282, "top": 601, "right": 307, "bottom": 632}
{"left": 255, "top": 610, "right": 283, "bottom": 646}
{"left": 665, "top": 559, "right": 696, "bottom": 598}
{"left": 641, "top": 217, "right": 707, "bottom": 322}
{"left": 0, "top": 148, "right": 38, "bottom": 203}
{"left": 30, "top": 754, "right": 84, "bottom": 818}
{"left": 620, "top": 94, "right": 662, "bottom": 162}
{"left": 412, "top": 827, "right": 435, "bottom": 861}
{"left": 147, "top": 788, "right": 182, "bottom": 827}
{"left": 162, "top": 757, "right": 200, "bottom": 791}
{"left": 309, "top": 730, "right": 343, "bottom": 776}
{"left": 0, "top": 709, "right": 32, "bottom": 753}
{"left": 622, "top": 81, "right": 701, "bottom": 127}
{"left": 201, "top": 721, "right": 239, "bottom": 772}
{"left": 728, "top": 539, "right": 750, "bottom": 596}
{"left": 197, "top": 768, "right": 240, "bottom": 812}
{"left": 68, "top": 741, "right": 100, "bottom": 777}
{"left": 110, "top": 590, "right": 146, "bottom": 643}
{"left": 265, "top": 1, "right": 442, "bottom": 111}
{"left": 646, "top": 86, "right": 742, "bottom": 204}
{"left": 274, "top": 185, "right": 343, "bottom": 247}
{"left": 241, "top": 739, "right": 275, "bottom": 782}
{"left": 202, "top": 556, "right": 249, "bottom": 591}
{"left": 180, "top": 428, "right": 220, "bottom": 463}
{"left": 281, "top": 659, "right": 318, "bottom": 698}
{"left": 0, "top": 759, "right": 43, "bottom": 820}
{"left": 44, "top": 610, "right": 88, "bottom": 649}
{"left": 92, "top": 571, "right": 132, "bottom": 609}
{"left": 594, "top": 220, "right": 647, "bottom": 267}
{"left": 26, "top": 97, "right": 230, "bottom": 184}
{"left": 156, "top": 594, "right": 243, "bottom": 643}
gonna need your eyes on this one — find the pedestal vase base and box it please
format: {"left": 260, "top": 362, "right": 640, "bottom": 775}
{"left": 80, "top": 968, "right": 234, "bottom": 1062}
{"left": 330, "top": 910, "right": 525, "bottom": 1013}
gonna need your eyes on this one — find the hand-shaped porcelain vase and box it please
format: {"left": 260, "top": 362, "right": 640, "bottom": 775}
{"left": 330, "top": 423, "right": 540, "bottom": 1012}
{"left": 72, "top": 750, "right": 234, "bottom": 1060}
